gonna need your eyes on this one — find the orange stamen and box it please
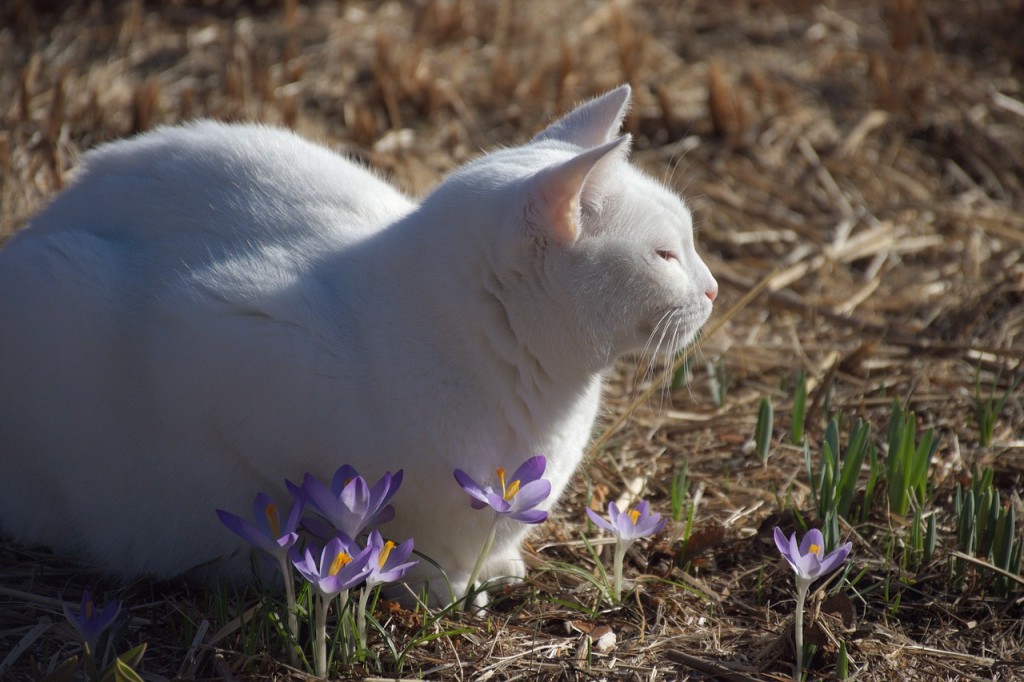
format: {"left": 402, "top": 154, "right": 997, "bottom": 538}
{"left": 265, "top": 503, "right": 281, "bottom": 538}
{"left": 329, "top": 551, "right": 352, "bottom": 576}
{"left": 504, "top": 479, "right": 520, "bottom": 501}
{"left": 378, "top": 540, "right": 396, "bottom": 568}
{"left": 809, "top": 543, "right": 822, "bottom": 557}
{"left": 628, "top": 509, "right": 641, "bottom": 525}
{"left": 496, "top": 467, "right": 521, "bottom": 500}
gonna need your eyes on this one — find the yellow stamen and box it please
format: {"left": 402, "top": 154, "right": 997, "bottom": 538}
{"left": 496, "top": 467, "right": 521, "bottom": 500}
{"left": 809, "top": 543, "right": 822, "bottom": 557}
{"left": 378, "top": 540, "right": 396, "bottom": 568}
{"left": 265, "top": 503, "right": 281, "bottom": 538}
{"left": 628, "top": 509, "right": 641, "bottom": 525}
{"left": 504, "top": 479, "right": 521, "bottom": 501}
{"left": 85, "top": 600, "right": 94, "bottom": 619}
{"left": 328, "top": 551, "right": 352, "bottom": 576}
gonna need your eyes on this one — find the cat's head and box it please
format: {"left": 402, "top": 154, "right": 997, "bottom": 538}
{"left": 428, "top": 86, "right": 717, "bottom": 375}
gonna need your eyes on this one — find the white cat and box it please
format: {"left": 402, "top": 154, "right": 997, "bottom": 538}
{"left": 0, "top": 86, "right": 716, "bottom": 602}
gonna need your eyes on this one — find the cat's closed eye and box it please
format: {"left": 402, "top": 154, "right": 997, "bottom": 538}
{"left": 655, "top": 249, "right": 679, "bottom": 263}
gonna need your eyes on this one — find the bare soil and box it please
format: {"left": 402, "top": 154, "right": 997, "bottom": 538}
{"left": 1, "top": 0, "right": 1022, "bottom": 680}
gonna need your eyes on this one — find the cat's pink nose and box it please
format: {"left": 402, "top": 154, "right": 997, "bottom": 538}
{"left": 705, "top": 282, "right": 718, "bottom": 302}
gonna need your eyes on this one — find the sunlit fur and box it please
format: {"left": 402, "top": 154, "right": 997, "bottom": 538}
{"left": 0, "top": 86, "right": 716, "bottom": 603}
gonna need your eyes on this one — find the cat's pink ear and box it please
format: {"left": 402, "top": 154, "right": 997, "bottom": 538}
{"left": 525, "top": 134, "right": 631, "bottom": 245}
{"left": 534, "top": 85, "right": 632, "bottom": 148}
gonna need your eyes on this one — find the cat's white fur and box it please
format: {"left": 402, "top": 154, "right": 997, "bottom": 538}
{"left": 0, "top": 86, "right": 716, "bottom": 601}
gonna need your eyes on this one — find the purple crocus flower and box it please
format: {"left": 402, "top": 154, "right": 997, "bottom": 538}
{"left": 216, "top": 492, "right": 303, "bottom": 561}
{"left": 774, "top": 526, "right": 853, "bottom": 679}
{"left": 586, "top": 500, "right": 666, "bottom": 546}
{"left": 454, "top": 455, "right": 551, "bottom": 524}
{"left": 353, "top": 530, "right": 418, "bottom": 649}
{"left": 290, "top": 534, "right": 373, "bottom": 597}
{"left": 289, "top": 466, "right": 403, "bottom": 539}
{"left": 455, "top": 456, "right": 551, "bottom": 605}
{"left": 586, "top": 499, "right": 666, "bottom": 602}
{"left": 773, "top": 527, "right": 852, "bottom": 589}
{"left": 62, "top": 590, "right": 120, "bottom": 651}
{"left": 365, "top": 530, "right": 418, "bottom": 587}
{"left": 293, "top": 534, "right": 374, "bottom": 677}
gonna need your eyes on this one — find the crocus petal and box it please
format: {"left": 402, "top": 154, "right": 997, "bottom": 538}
{"left": 370, "top": 470, "right": 403, "bottom": 509}
{"left": 337, "top": 476, "right": 370, "bottom": 534}
{"left": 384, "top": 538, "right": 416, "bottom": 567}
{"left": 615, "top": 508, "right": 641, "bottom": 539}
{"left": 216, "top": 509, "right": 276, "bottom": 555}
{"left": 485, "top": 491, "right": 512, "bottom": 513}
{"left": 365, "top": 532, "right": 417, "bottom": 585}
{"left": 799, "top": 528, "right": 825, "bottom": 558}
{"left": 788, "top": 531, "right": 801, "bottom": 567}
{"left": 302, "top": 473, "right": 344, "bottom": 522}
{"left": 300, "top": 516, "right": 337, "bottom": 541}
{"left": 285, "top": 478, "right": 305, "bottom": 503}
{"left": 795, "top": 551, "right": 822, "bottom": 580}
{"left": 511, "top": 478, "right": 551, "bottom": 511}
{"left": 275, "top": 532, "right": 299, "bottom": 550}
{"left": 635, "top": 511, "right": 666, "bottom": 537}
{"left": 586, "top": 507, "right": 617, "bottom": 533}
{"left": 510, "top": 455, "right": 547, "bottom": 486}
{"left": 215, "top": 509, "right": 251, "bottom": 542}
{"left": 510, "top": 508, "right": 548, "bottom": 524}
{"left": 251, "top": 493, "right": 275, "bottom": 535}
{"left": 365, "top": 504, "right": 396, "bottom": 528}
{"left": 290, "top": 545, "right": 319, "bottom": 582}
{"left": 283, "top": 495, "right": 305, "bottom": 534}
{"left": 330, "top": 464, "right": 360, "bottom": 496}
{"left": 375, "top": 560, "right": 418, "bottom": 584}
{"left": 773, "top": 527, "right": 793, "bottom": 563}
{"left": 817, "top": 542, "right": 853, "bottom": 577}
{"left": 454, "top": 469, "right": 489, "bottom": 502}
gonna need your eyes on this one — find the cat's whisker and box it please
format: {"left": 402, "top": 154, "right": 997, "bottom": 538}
{"left": 643, "top": 307, "right": 686, "bottom": 414}
{"left": 660, "top": 311, "right": 685, "bottom": 410}
{"left": 678, "top": 325, "right": 712, "bottom": 403}
{"left": 648, "top": 309, "right": 680, "bottom": 394}
{"left": 632, "top": 308, "right": 676, "bottom": 391}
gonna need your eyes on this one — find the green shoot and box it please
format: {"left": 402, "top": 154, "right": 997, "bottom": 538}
{"left": 670, "top": 350, "right": 693, "bottom": 391}
{"left": 706, "top": 358, "right": 728, "bottom": 407}
{"left": 885, "top": 400, "right": 937, "bottom": 517}
{"left": 953, "top": 466, "right": 1023, "bottom": 596}
{"left": 809, "top": 416, "right": 874, "bottom": 523}
{"left": 670, "top": 462, "right": 689, "bottom": 523}
{"left": 974, "top": 362, "right": 1023, "bottom": 447}
{"left": 755, "top": 396, "right": 773, "bottom": 464}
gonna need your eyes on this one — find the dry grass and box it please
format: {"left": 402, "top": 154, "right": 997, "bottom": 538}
{"left": 1, "top": 0, "right": 1022, "bottom": 679}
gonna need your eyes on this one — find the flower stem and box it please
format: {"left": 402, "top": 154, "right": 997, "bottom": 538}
{"left": 314, "top": 591, "right": 328, "bottom": 679}
{"left": 357, "top": 586, "right": 371, "bottom": 649}
{"left": 463, "top": 515, "right": 500, "bottom": 608}
{"left": 83, "top": 644, "right": 99, "bottom": 681}
{"left": 277, "top": 555, "right": 299, "bottom": 667}
{"left": 612, "top": 540, "right": 626, "bottom": 602}
{"left": 794, "top": 582, "right": 808, "bottom": 680}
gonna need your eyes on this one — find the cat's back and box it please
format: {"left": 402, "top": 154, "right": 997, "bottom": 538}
{"left": 11, "top": 120, "right": 413, "bottom": 252}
